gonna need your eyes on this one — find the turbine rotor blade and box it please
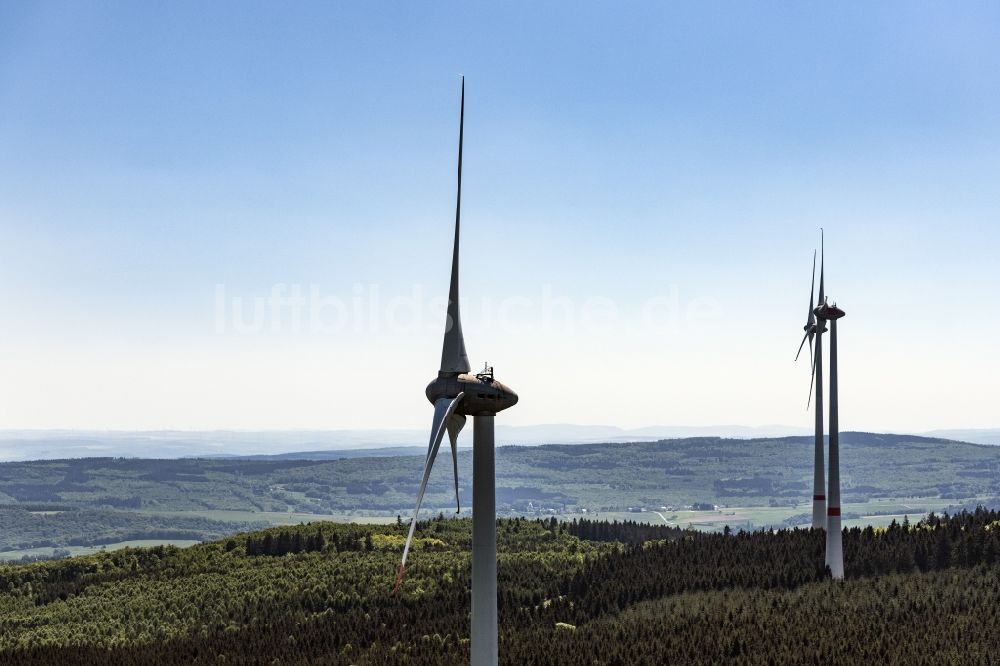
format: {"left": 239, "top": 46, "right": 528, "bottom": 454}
{"left": 807, "top": 359, "right": 816, "bottom": 409}
{"left": 807, "top": 329, "right": 820, "bottom": 408}
{"left": 440, "top": 77, "right": 471, "bottom": 374}
{"left": 394, "top": 393, "right": 465, "bottom": 593}
{"left": 795, "top": 329, "right": 810, "bottom": 361}
{"left": 818, "top": 229, "right": 825, "bottom": 307}
{"left": 447, "top": 413, "right": 466, "bottom": 513}
{"left": 808, "top": 249, "right": 816, "bottom": 326}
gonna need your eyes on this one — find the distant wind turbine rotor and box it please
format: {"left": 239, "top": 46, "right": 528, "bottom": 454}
{"left": 796, "top": 233, "right": 826, "bottom": 530}
{"left": 794, "top": 250, "right": 816, "bottom": 364}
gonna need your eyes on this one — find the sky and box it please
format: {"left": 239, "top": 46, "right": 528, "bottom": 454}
{"left": 1, "top": 2, "right": 998, "bottom": 434}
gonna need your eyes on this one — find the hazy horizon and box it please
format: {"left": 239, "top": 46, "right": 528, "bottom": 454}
{"left": 1, "top": 424, "right": 998, "bottom": 463}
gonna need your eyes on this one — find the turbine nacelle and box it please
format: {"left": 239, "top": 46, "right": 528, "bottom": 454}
{"left": 815, "top": 303, "right": 846, "bottom": 321}
{"left": 427, "top": 371, "right": 518, "bottom": 416}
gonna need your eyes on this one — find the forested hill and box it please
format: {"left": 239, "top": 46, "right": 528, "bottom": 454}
{"left": 0, "top": 509, "right": 999, "bottom": 664}
{"left": 1, "top": 432, "right": 996, "bottom": 516}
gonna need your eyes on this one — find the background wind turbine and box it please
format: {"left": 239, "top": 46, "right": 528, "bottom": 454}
{"left": 816, "top": 287, "right": 845, "bottom": 580}
{"left": 796, "top": 236, "right": 826, "bottom": 530}
{"left": 395, "top": 77, "right": 518, "bottom": 666}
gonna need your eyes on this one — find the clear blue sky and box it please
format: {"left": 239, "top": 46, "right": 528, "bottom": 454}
{"left": 1, "top": 2, "right": 998, "bottom": 431}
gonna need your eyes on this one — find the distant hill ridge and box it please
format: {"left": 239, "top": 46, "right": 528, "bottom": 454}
{"left": 199, "top": 431, "right": 988, "bottom": 461}
{"left": 1, "top": 432, "right": 997, "bottom": 517}
{"left": 2, "top": 426, "right": 997, "bottom": 462}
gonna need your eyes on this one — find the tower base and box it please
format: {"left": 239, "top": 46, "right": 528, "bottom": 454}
{"left": 825, "top": 512, "right": 844, "bottom": 579}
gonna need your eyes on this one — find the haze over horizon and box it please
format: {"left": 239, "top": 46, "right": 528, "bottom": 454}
{"left": 2, "top": 424, "right": 999, "bottom": 464}
{"left": 2, "top": 2, "right": 998, "bottom": 433}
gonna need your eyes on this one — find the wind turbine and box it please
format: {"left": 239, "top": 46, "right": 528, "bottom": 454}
{"left": 395, "top": 77, "right": 518, "bottom": 666}
{"left": 816, "top": 283, "right": 845, "bottom": 579}
{"left": 796, "top": 233, "right": 826, "bottom": 529}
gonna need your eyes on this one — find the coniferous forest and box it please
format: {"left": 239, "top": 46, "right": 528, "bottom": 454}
{"left": 0, "top": 510, "right": 998, "bottom": 664}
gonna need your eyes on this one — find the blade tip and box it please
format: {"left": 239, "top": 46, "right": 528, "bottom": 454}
{"left": 393, "top": 565, "right": 405, "bottom": 594}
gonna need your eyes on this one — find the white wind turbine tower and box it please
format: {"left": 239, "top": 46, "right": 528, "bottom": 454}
{"left": 795, "top": 238, "right": 827, "bottom": 530}
{"left": 815, "top": 255, "right": 845, "bottom": 580}
{"left": 395, "top": 77, "right": 518, "bottom": 666}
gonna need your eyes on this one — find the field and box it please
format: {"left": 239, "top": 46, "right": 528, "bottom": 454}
{"left": 136, "top": 509, "right": 400, "bottom": 526}
{"left": 0, "top": 497, "right": 966, "bottom": 562}
{"left": 564, "top": 496, "right": 985, "bottom": 531}
{"left": 0, "top": 540, "right": 201, "bottom": 562}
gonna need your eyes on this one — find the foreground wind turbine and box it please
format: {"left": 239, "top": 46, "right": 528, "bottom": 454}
{"left": 796, "top": 235, "right": 827, "bottom": 529}
{"left": 395, "top": 77, "right": 518, "bottom": 666}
